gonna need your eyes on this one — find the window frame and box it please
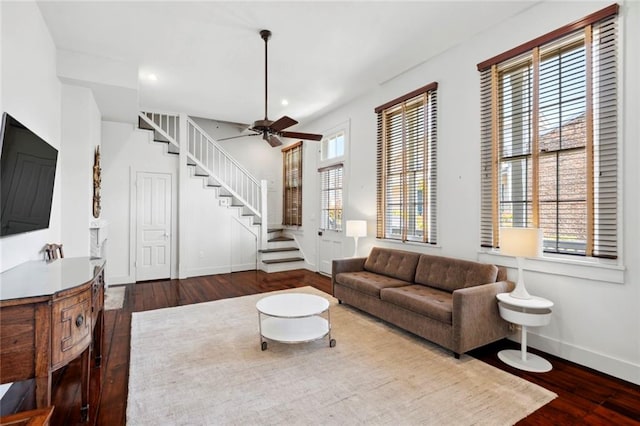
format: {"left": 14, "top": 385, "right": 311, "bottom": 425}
{"left": 282, "top": 141, "right": 303, "bottom": 227}
{"left": 375, "top": 82, "right": 438, "bottom": 244}
{"left": 318, "top": 163, "right": 344, "bottom": 232}
{"left": 478, "top": 4, "right": 619, "bottom": 260}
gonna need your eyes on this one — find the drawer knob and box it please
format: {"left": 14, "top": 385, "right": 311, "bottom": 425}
{"left": 75, "top": 314, "right": 84, "bottom": 328}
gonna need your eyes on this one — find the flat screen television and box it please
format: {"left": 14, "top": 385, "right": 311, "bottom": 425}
{"left": 0, "top": 112, "right": 58, "bottom": 237}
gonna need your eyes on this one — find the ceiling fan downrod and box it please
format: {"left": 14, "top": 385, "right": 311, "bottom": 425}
{"left": 260, "top": 29, "right": 271, "bottom": 121}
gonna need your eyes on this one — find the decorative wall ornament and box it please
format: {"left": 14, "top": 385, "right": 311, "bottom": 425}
{"left": 93, "top": 146, "right": 101, "bottom": 218}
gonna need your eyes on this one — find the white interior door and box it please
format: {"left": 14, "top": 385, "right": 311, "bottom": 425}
{"left": 136, "top": 172, "right": 171, "bottom": 281}
{"left": 318, "top": 232, "right": 343, "bottom": 275}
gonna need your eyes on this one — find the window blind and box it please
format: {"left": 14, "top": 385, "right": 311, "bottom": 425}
{"left": 479, "top": 5, "right": 618, "bottom": 259}
{"left": 282, "top": 141, "right": 303, "bottom": 226}
{"left": 375, "top": 83, "right": 438, "bottom": 243}
{"left": 319, "top": 164, "right": 343, "bottom": 231}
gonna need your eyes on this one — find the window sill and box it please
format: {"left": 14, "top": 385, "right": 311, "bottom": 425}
{"left": 377, "top": 238, "right": 442, "bottom": 250}
{"left": 478, "top": 250, "right": 625, "bottom": 284}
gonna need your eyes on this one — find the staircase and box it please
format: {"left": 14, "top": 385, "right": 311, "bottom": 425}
{"left": 259, "top": 228, "right": 305, "bottom": 273}
{"left": 137, "top": 111, "right": 306, "bottom": 274}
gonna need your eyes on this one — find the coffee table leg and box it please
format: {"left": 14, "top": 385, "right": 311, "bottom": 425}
{"left": 328, "top": 308, "right": 336, "bottom": 348}
{"left": 258, "top": 312, "right": 267, "bottom": 351}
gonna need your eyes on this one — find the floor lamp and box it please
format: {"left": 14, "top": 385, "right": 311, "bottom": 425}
{"left": 346, "top": 220, "right": 367, "bottom": 258}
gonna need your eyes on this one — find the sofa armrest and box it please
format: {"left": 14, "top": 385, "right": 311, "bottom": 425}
{"left": 332, "top": 257, "right": 367, "bottom": 277}
{"left": 451, "top": 280, "right": 515, "bottom": 354}
{"left": 332, "top": 257, "right": 367, "bottom": 289}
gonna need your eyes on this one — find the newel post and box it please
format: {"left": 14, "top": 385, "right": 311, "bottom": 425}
{"left": 260, "top": 179, "right": 268, "bottom": 250}
{"left": 178, "top": 113, "right": 188, "bottom": 279}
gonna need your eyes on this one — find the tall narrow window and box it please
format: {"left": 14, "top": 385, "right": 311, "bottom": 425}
{"left": 375, "top": 83, "right": 438, "bottom": 243}
{"left": 282, "top": 141, "right": 302, "bottom": 226}
{"left": 319, "top": 164, "right": 343, "bottom": 231}
{"left": 479, "top": 5, "right": 618, "bottom": 258}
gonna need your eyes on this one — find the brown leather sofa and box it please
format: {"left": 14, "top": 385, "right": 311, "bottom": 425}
{"left": 332, "top": 247, "right": 514, "bottom": 357}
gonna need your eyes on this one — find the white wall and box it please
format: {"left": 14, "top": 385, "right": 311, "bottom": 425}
{"left": 101, "top": 122, "right": 178, "bottom": 284}
{"left": 0, "top": 1, "right": 61, "bottom": 272}
{"left": 299, "top": 1, "right": 640, "bottom": 385}
{"left": 60, "top": 84, "right": 101, "bottom": 258}
{"left": 101, "top": 121, "right": 259, "bottom": 284}
{"left": 185, "top": 176, "right": 257, "bottom": 276}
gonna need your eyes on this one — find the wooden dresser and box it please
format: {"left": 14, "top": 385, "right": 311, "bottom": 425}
{"left": 0, "top": 257, "right": 105, "bottom": 422}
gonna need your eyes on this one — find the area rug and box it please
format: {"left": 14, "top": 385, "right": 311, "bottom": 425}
{"left": 104, "top": 286, "right": 125, "bottom": 310}
{"left": 127, "top": 287, "right": 556, "bottom": 425}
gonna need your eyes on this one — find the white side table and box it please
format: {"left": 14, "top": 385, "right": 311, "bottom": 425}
{"left": 496, "top": 292, "right": 553, "bottom": 373}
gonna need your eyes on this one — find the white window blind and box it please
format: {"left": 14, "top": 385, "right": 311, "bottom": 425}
{"left": 375, "top": 83, "right": 438, "bottom": 243}
{"left": 479, "top": 5, "right": 618, "bottom": 259}
{"left": 319, "top": 164, "right": 343, "bottom": 231}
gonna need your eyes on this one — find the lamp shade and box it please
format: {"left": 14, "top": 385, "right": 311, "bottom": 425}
{"left": 345, "top": 220, "right": 367, "bottom": 238}
{"left": 500, "top": 227, "right": 541, "bottom": 258}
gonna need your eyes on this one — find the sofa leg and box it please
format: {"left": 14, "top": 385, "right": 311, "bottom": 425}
{"left": 338, "top": 299, "right": 343, "bottom": 304}
{"left": 454, "top": 352, "right": 461, "bottom": 359}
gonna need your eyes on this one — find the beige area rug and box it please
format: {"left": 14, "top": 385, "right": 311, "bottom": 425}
{"left": 127, "top": 287, "right": 556, "bottom": 425}
{"left": 104, "top": 286, "right": 125, "bottom": 310}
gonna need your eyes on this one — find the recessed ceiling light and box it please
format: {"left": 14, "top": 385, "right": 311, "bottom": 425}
{"left": 140, "top": 72, "right": 158, "bottom": 82}
{"left": 281, "top": 99, "right": 289, "bottom": 106}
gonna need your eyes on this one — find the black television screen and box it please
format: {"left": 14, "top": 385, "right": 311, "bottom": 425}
{"left": 0, "top": 112, "right": 58, "bottom": 237}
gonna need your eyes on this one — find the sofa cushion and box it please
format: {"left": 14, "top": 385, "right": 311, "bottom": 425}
{"left": 335, "top": 271, "right": 411, "bottom": 298}
{"left": 363, "top": 247, "right": 421, "bottom": 283}
{"left": 414, "top": 254, "right": 499, "bottom": 293}
{"left": 381, "top": 285, "right": 453, "bottom": 324}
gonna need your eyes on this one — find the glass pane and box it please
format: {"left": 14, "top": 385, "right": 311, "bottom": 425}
{"left": 499, "top": 157, "right": 532, "bottom": 228}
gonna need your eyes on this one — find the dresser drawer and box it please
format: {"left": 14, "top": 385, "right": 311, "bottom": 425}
{"left": 51, "top": 290, "right": 92, "bottom": 368}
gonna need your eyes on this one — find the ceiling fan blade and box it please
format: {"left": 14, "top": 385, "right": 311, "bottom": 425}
{"left": 217, "top": 133, "right": 260, "bottom": 141}
{"left": 269, "top": 116, "right": 298, "bottom": 132}
{"left": 280, "top": 131, "right": 323, "bottom": 141}
{"left": 266, "top": 134, "right": 283, "bottom": 147}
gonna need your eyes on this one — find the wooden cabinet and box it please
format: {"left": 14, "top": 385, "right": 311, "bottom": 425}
{"left": 0, "top": 258, "right": 105, "bottom": 422}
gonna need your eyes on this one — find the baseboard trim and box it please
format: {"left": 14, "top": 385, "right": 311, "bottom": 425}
{"left": 107, "top": 274, "right": 134, "bottom": 286}
{"left": 187, "top": 264, "right": 256, "bottom": 277}
{"left": 514, "top": 333, "right": 640, "bottom": 385}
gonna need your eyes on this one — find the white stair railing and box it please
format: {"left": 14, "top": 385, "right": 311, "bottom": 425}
{"left": 139, "top": 111, "right": 180, "bottom": 146}
{"left": 185, "top": 118, "right": 262, "bottom": 218}
{"left": 139, "top": 111, "right": 264, "bottom": 222}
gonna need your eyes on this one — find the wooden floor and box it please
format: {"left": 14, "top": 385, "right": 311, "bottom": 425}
{"left": 9, "top": 270, "right": 639, "bottom": 425}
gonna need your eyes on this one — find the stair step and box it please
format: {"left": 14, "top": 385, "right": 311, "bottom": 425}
{"left": 138, "top": 116, "right": 154, "bottom": 131}
{"left": 262, "top": 257, "right": 304, "bottom": 265}
{"left": 267, "top": 228, "right": 283, "bottom": 233}
{"left": 258, "top": 247, "right": 299, "bottom": 253}
{"left": 153, "top": 130, "right": 170, "bottom": 143}
{"left": 268, "top": 236, "right": 294, "bottom": 242}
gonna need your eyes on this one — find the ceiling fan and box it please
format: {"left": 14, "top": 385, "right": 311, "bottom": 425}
{"left": 219, "top": 29, "right": 323, "bottom": 147}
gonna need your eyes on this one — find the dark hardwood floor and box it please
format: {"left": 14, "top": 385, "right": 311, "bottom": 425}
{"left": 8, "top": 269, "right": 639, "bottom": 425}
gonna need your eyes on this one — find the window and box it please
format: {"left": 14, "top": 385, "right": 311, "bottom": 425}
{"left": 321, "top": 131, "right": 345, "bottom": 162}
{"left": 478, "top": 5, "right": 618, "bottom": 258}
{"left": 282, "top": 141, "right": 302, "bottom": 226}
{"left": 319, "top": 164, "right": 343, "bottom": 231}
{"left": 375, "top": 83, "right": 438, "bottom": 243}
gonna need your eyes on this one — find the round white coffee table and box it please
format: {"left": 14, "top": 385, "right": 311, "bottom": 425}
{"left": 256, "top": 293, "right": 336, "bottom": 351}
